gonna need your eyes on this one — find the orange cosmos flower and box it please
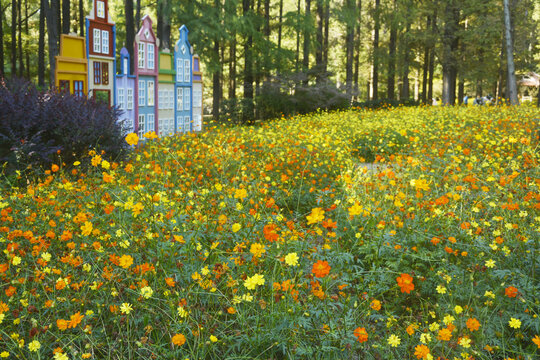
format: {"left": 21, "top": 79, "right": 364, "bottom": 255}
{"left": 165, "top": 277, "right": 176, "bottom": 287}
{"left": 370, "top": 299, "right": 381, "bottom": 311}
{"left": 171, "top": 333, "right": 186, "bottom": 346}
{"left": 68, "top": 311, "right": 84, "bottom": 328}
{"left": 51, "top": 164, "right": 59, "bottom": 172}
{"left": 5, "top": 285, "right": 16, "bottom": 297}
{"left": 466, "top": 318, "right": 481, "bottom": 332}
{"left": 414, "top": 344, "right": 430, "bottom": 359}
{"left": 312, "top": 260, "right": 331, "bottom": 278}
{"left": 396, "top": 273, "right": 414, "bottom": 294}
{"left": 533, "top": 335, "right": 540, "bottom": 348}
{"left": 57, "top": 319, "right": 69, "bottom": 330}
{"left": 437, "top": 327, "right": 452, "bottom": 341}
{"left": 353, "top": 327, "right": 368, "bottom": 343}
{"left": 505, "top": 286, "right": 518, "bottom": 298}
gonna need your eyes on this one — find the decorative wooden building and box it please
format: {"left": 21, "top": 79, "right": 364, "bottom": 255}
{"left": 158, "top": 50, "right": 175, "bottom": 136}
{"left": 86, "top": 0, "right": 116, "bottom": 105}
{"left": 116, "top": 47, "right": 136, "bottom": 134}
{"left": 192, "top": 54, "right": 203, "bottom": 132}
{"left": 174, "top": 25, "right": 193, "bottom": 133}
{"left": 55, "top": 34, "right": 88, "bottom": 96}
{"left": 134, "top": 15, "right": 159, "bottom": 138}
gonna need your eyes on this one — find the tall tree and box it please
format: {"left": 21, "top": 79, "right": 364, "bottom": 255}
{"left": 157, "top": 0, "right": 171, "bottom": 49}
{"left": 503, "top": 0, "right": 518, "bottom": 104}
{"left": 441, "top": 1, "right": 459, "bottom": 105}
{"left": 344, "top": 0, "right": 355, "bottom": 96}
{"left": 44, "top": 0, "right": 60, "bottom": 85}
{"left": 24, "top": 0, "right": 29, "bottom": 78}
{"left": 135, "top": 0, "right": 140, "bottom": 28}
{"left": 421, "top": 15, "right": 431, "bottom": 103}
{"left": 372, "top": 0, "right": 380, "bottom": 100}
{"left": 322, "top": 0, "right": 329, "bottom": 71}
{"left": 17, "top": 0, "right": 22, "bottom": 76}
{"left": 302, "top": 0, "right": 311, "bottom": 84}
{"left": 295, "top": 0, "right": 300, "bottom": 72}
{"left": 62, "top": 0, "right": 70, "bottom": 34}
{"left": 386, "top": 0, "right": 397, "bottom": 100}
{"left": 38, "top": 0, "right": 45, "bottom": 86}
{"left": 353, "top": 0, "right": 361, "bottom": 98}
{"left": 226, "top": 0, "right": 237, "bottom": 98}
{"left": 11, "top": 0, "right": 16, "bottom": 76}
{"left": 315, "top": 0, "right": 324, "bottom": 83}
{"left": 213, "top": 0, "right": 222, "bottom": 120}
{"left": 276, "top": 0, "right": 283, "bottom": 74}
{"left": 0, "top": 1, "right": 4, "bottom": 77}
{"left": 428, "top": 8, "right": 437, "bottom": 102}
{"left": 78, "top": 0, "right": 83, "bottom": 36}
{"left": 242, "top": 0, "right": 253, "bottom": 121}
{"left": 400, "top": 3, "right": 411, "bottom": 99}
{"left": 125, "top": 0, "right": 135, "bottom": 74}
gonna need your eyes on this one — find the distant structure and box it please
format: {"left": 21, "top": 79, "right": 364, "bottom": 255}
{"left": 174, "top": 25, "right": 193, "bottom": 133}
{"left": 116, "top": 48, "right": 136, "bottom": 133}
{"left": 192, "top": 54, "right": 203, "bottom": 132}
{"left": 55, "top": 34, "right": 88, "bottom": 97}
{"left": 158, "top": 49, "right": 176, "bottom": 137}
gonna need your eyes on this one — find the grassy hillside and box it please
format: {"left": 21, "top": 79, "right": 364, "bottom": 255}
{"left": 1, "top": 106, "right": 539, "bottom": 359}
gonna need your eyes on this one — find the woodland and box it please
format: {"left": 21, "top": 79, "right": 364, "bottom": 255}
{"left": 0, "top": 0, "right": 539, "bottom": 120}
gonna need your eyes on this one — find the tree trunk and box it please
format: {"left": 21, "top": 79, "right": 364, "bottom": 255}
{"left": 386, "top": 0, "right": 397, "bottom": 100}
{"left": 135, "top": 0, "right": 140, "bottom": 28}
{"left": 315, "top": 0, "right": 323, "bottom": 83}
{"left": 302, "top": 0, "right": 311, "bottom": 84}
{"left": 345, "top": 0, "right": 355, "bottom": 96}
{"left": 213, "top": 0, "right": 221, "bottom": 120}
{"left": 0, "top": 0, "right": 4, "bottom": 77}
{"left": 295, "top": 0, "right": 300, "bottom": 72}
{"left": 372, "top": 0, "right": 380, "bottom": 100}
{"left": 441, "top": 2, "right": 459, "bottom": 105}
{"left": 226, "top": 0, "right": 237, "bottom": 98}
{"left": 78, "top": 0, "right": 83, "bottom": 36}
{"left": 24, "top": 0, "right": 29, "bottom": 78}
{"left": 44, "top": 0, "right": 60, "bottom": 86}
{"left": 503, "top": 0, "right": 518, "bottom": 105}
{"left": 428, "top": 10, "right": 436, "bottom": 103}
{"left": 254, "top": 0, "right": 261, "bottom": 99}
{"left": 242, "top": 0, "right": 253, "bottom": 122}
{"left": 62, "top": 0, "right": 69, "bottom": 34}
{"left": 322, "top": 0, "right": 329, "bottom": 72}
{"left": 277, "top": 0, "right": 283, "bottom": 74}
{"left": 353, "top": 0, "right": 361, "bottom": 98}
{"left": 17, "top": 0, "right": 22, "bottom": 76}
{"left": 157, "top": 0, "right": 171, "bottom": 50}
{"left": 400, "top": 6, "right": 411, "bottom": 100}
{"left": 421, "top": 16, "right": 430, "bottom": 103}
{"left": 125, "top": 0, "right": 135, "bottom": 74}
{"left": 11, "top": 0, "right": 16, "bottom": 76}
{"left": 38, "top": 0, "right": 45, "bottom": 86}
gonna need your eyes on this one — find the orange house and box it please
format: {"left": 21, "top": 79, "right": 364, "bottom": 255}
{"left": 55, "top": 34, "right": 88, "bottom": 97}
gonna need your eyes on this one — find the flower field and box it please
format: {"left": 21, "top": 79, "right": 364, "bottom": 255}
{"left": 1, "top": 105, "right": 539, "bottom": 359}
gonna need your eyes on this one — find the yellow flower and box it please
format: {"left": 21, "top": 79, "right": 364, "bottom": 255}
{"left": 443, "top": 315, "right": 455, "bottom": 325}
{"left": 28, "top": 340, "right": 41, "bottom": 352}
{"left": 508, "top": 318, "right": 521, "bottom": 329}
{"left": 140, "top": 286, "right": 154, "bottom": 299}
{"left": 101, "top": 160, "right": 110, "bottom": 169}
{"left": 436, "top": 285, "right": 447, "bottom": 294}
{"left": 306, "top": 207, "right": 325, "bottom": 225}
{"left": 125, "top": 133, "right": 139, "bottom": 146}
{"left": 120, "top": 303, "right": 133, "bottom": 314}
{"left": 285, "top": 252, "right": 299, "bottom": 267}
{"left": 454, "top": 305, "right": 463, "bottom": 314}
{"left": 144, "top": 131, "right": 158, "bottom": 139}
{"left": 91, "top": 155, "right": 102, "bottom": 166}
{"left": 118, "top": 255, "right": 134, "bottom": 269}
{"left": 177, "top": 306, "right": 189, "bottom": 318}
{"left": 459, "top": 336, "right": 471, "bottom": 348}
{"left": 210, "top": 335, "right": 218, "bottom": 343}
{"left": 81, "top": 221, "right": 93, "bottom": 236}
{"left": 387, "top": 334, "right": 401, "bottom": 347}
{"left": 11, "top": 256, "right": 21, "bottom": 266}
{"left": 485, "top": 259, "right": 496, "bottom": 268}
{"left": 0, "top": 352, "right": 9, "bottom": 358}
{"left": 250, "top": 243, "right": 266, "bottom": 258}
{"left": 41, "top": 252, "right": 51, "bottom": 262}
{"left": 232, "top": 223, "right": 241, "bottom": 233}
{"left": 244, "top": 274, "right": 265, "bottom": 290}
{"left": 54, "top": 352, "right": 69, "bottom": 360}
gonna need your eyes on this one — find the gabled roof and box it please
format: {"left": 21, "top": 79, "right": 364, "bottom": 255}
{"left": 136, "top": 15, "right": 157, "bottom": 43}
{"left": 175, "top": 25, "right": 192, "bottom": 56}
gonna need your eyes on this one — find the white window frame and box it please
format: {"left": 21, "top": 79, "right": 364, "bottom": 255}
{"left": 184, "top": 116, "right": 190, "bottom": 133}
{"left": 147, "top": 44, "right": 155, "bottom": 69}
{"left": 138, "top": 80, "right": 145, "bottom": 106}
{"left": 158, "top": 90, "right": 163, "bottom": 110}
{"left": 123, "top": 58, "right": 128, "bottom": 75}
{"left": 97, "top": 1, "right": 105, "bottom": 18}
{"left": 147, "top": 81, "right": 154, "bottom": 106}
{"left": 147, "top": 114, "right": 155, "bottom": 133}
{"left": 177, "top": 87, "right": 183, "bottom": 110}
{"left": 138, "top": 114, "right": 145, "bottom": 139}
{"left": 101, "top": 30, "right": 109, "bottom": 54}
{"left": 127, "top": 88, "right": 133, "bottom": 110}
{"left": 184, "top": 59, "right": 190, "bottom": 82}
{"left": 176, "top": 59, "right": 182, "bottom": 82}
{"left": 93, "top": 29, "right": 101, "bottom": 53}
{"left": 138, "top": 43, "right": 145, "bottom": 68}
{"left": 118, "top": 88, "right": 125, "bottom": 110}
{"left": 194, "top": 87, "right": 202, "bottom": 107}
{"left": 184, "top": 88, "right": 190, "bottom": 110}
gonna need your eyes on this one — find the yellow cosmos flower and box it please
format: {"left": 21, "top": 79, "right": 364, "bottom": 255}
{"left": 285, "top": 252, "right": 299, "bottom": 266}
{"left": 232, "top": 223, "right": 241, "bottom": 232}
{"left": 244, "top": 274, "right": 265, "bottom": 290}
{"left": 125, "top": 132, "right": 139, "bottom": 146}
{"left": 387, "top": 334, "right": 401, "bottom": 347}
{"left": 120, "top": 303, "right": 133, "bottom": 314}
{"left": 28, "top": 340, "right": 41, "bottom": 352}
{"left": 508, "top": 318, "right": 521, "bottom": 329}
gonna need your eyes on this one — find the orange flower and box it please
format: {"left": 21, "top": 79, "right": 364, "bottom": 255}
{"left": 5, "top": 285, "right": 16, "bottom": 297}
{"left": 165, "top": 277, "right": 176, "bottom": 287}
{"left": 370, "top": 299, "right": 381, "bottom": 311}
{"left": 414, "top": 344, "right": 430, "bottom": 359}
{"left": 57, "top": 319, "right": 69, "bottom": 331}
{"left": 171, "top": 333, "right": 186, "bottom": 346}
{"left": 68, "top": 311, "right": 84, "bottom": 328}
{"left": 353, "top": 327, "right": 368, "bottom": 343}
{"left": 505, "top": 286, "right": 518, "bottom": 298}
{"left": 437, "top": 327, "right": 452, "bottom": 341}
{"left": 51, "top": 164, "right": 60, "bottom": 172}
{"left": 466, "top": 318, "right": 480, "bottom": 332}
{"left": 312, "top": 260, "right": 331, "bottom": 278}
{"left": 396, "top": 273, "right": 414, "bottom": 294}
{"left": 533, "top": 335, "right": 540, "bottom": 348}
{"left": 0, "top": 301, "right": 9, "bottom": 313}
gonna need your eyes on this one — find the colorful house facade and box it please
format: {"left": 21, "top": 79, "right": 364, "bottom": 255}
{"left": 116, "top": 47, "right": 136, "bottom": 133}
{"left": 86, "top": 0, "right": 116, "bottom": 106}
{"left": 55, "top": 34, "right": 88, "bottom": 97}
{"left": 134, "top": 15, "right": 159, "bottom": 138}
{"left": 174, "top": 25, "right": 193, "bottom": 133}
{"left": 158, "top": 50, "right": 175, "bottom": 137}
{"left": 192, "top": 54, "right": 203, "bottom": 132}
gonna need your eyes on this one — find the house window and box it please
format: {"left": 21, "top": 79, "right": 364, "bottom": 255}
{"left": 183, "top": 116, "right": 190, "bottom": 133}
{"left": 74, "top": 81, "right": 84, "bottom": 97}
{"left": 93, "top": 29, "right": 101, "bottom": 53}
{"left": 176, "top": 116, "right": 182, "bottom": 132}
{"left": 147, "top": 44, "right": 154, "bottom": 69}
{"left": 97, "top": 1, "right": 105, "bottom": 18}
{"left": 59, "top": 80, "right": 70, "bottom": 92}
{"left": 138, "top": 115, "right": 145, "bottom": 139}
{"left": 184, "top": 59, "right": 190, "bottom": 82}
{"left": 138, "top": 43, "right": 145, "bottom": 68}
{"left": 102, "top": 30, "right": 109, "bottom": 54}
{"left": 127, "top": 88, "right": 133, "bottom": 109}
{"left": 147, "top": 81, "right": 154, "bottom": 106}
{"left": 184, "top": 88, "right": 190, "bottom": 110}
{"left": 169, "top": 90, "right": 174, "bottom": 109}
{"left": 102, "top": 62, "right": 109, "bottom": 85}
{"left": 177, "top": 87, "right": 183, "bottom": 110}
{"left": 158, "top": 90, "right": 163, "bottom": 110}
{"left": 138, "top": 80, "right": 145, "bottom": 106}
{"left": 147, "top": 114, "right": 155, "bottom": 133}
{"left": 93, "top": 62, "right": 101, "bottom": 85}
{"left": 123, "top": 58, "right": 128, "bottom": 75}
{"left": 118, "top": 88, "right": 125, "bottom": 110}
{"left": 176, "top": 59, "right": 182, "bottom": 82}
{"left": 194, "top": 88, "right": 202, "bottom": 107}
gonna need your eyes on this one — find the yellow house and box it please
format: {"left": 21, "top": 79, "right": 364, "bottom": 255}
{"left": 55, "top": 34, "right": 88, "bottom": 97}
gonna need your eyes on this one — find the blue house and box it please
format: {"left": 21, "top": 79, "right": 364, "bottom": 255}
{"left": 116, "top": 47, "right": 136, "bottom": 134}
{"left": 174, "top": 25, "right": 193, "bottom": 133}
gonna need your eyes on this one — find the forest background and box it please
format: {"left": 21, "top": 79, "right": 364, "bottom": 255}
{"left": 0, "top": 0, "right": 539, "bottom": 122}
